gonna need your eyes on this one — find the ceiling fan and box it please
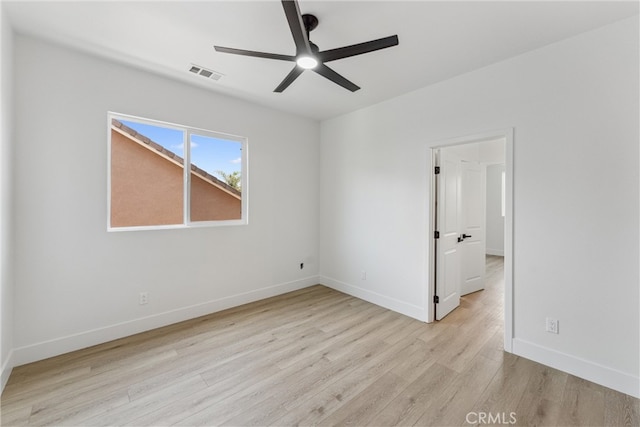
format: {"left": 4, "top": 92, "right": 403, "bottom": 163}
{"left": 214, "top": 0, "right": 399, "bottom": 93}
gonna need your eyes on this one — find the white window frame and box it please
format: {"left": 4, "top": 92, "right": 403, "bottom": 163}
{"left": 107, "top": 112, "right": 248, "bottom": 232}
{"left": 501, "top": 170, "right": 506, "bottom": 218}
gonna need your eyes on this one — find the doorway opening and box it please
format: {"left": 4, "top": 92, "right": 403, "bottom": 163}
{"left": 427, "top": 129, "right": 513, "bottom": 353}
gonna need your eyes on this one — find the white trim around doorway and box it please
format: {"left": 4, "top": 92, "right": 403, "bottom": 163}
{"left": 426, "top": 128, "right": 514, "bottom": 354}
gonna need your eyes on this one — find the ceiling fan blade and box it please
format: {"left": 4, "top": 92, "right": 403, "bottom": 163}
{"left": 214, "top": 46, "right": 295, "bottom": 62}
{"left": 281, "top": 0, "right": 312, "bottom": 55}
{"left": 319, "top": 35, "right": 399, "bottom": 63}
{"left": 313, "top": 64, "right": 360, "bottom": 92}
{"left": 274, "top": 66, "right": 305, "bottom": 92}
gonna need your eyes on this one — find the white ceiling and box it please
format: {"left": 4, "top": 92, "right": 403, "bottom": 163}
{"left": 4, "top": 1, "right": 639, "bottom": 121}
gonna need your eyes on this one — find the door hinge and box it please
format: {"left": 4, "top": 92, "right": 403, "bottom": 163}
{"left": 434, "top": 295, "right": 439, "bottom": 303}
{"left": 434, "top": 166, "right": 440, "bottom": 174}
{"left": 434, "top": 231, "right": 440, "bottom": 239}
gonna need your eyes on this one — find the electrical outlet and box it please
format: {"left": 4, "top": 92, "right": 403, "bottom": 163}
{"left": 139, "top": 292, "right": 148, "bottom": 305}
{"left": 361, "top": 271, "right": 367, "bottom": 280}
{"left": 546, "top": 317, "right": 559, "bottom": 334}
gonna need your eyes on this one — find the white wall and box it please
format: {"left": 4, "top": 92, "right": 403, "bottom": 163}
{"left": 319, "top": 16, "right": 639, "bottom": 397}
{"left": 11, "top": 35, "right": 320, "bottom": 365}
{"left": 0, "top": 4, "right": 15, "bottom": 389}
{"left": 486, "top": 164, "right": 505, "bottom": 256}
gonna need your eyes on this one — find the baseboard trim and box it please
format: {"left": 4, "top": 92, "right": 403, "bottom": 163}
{"left": 486, "top": 248, "right": 504, "bottom": 256}
{"left": 12, "top": 276, "right": 319, "bottom": 368}
{"left": 1, "top": 349, "right": 14, "bottom": 392}
{"left": 319, "top": 275, "right": 427, "bottom": 322}
{"left": 513, "top": 338, "right": 640, "bottom": 398}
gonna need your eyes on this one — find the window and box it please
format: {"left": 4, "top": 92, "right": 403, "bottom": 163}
{"left": 501, "top": 170, "right": 506, "bottom": 217}
{"left": 108, "top": 113, "right": 247, "bottom": 230}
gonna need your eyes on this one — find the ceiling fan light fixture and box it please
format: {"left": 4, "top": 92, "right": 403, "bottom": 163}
{"left": 296, "top": 55, "right": 318, "bottom": 69}
{"left": 213, "top": 1, "right": 398, "bottom": 92}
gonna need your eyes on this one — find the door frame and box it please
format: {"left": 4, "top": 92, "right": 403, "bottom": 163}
{"left": 427, "top": 128, "right": 514, "bottom": 353}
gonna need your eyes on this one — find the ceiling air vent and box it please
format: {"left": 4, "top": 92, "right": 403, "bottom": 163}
{"left": 188, "top": 64, "right": 224, "bottom": 81}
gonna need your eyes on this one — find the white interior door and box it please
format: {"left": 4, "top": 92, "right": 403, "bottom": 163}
{"left": 460, "top": 160, "right": 486, "bottom": 295}
{"left": 435, "top": 149, "right": 461, "bottom": 320}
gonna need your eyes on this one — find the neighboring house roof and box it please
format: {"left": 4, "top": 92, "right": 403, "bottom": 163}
{"left": 111, "top": 119, "right": 241, "bottom": 199}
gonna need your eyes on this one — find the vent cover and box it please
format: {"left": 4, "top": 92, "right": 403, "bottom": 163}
{"left": 188, "top": 64, "right": 224, "bottom": 81}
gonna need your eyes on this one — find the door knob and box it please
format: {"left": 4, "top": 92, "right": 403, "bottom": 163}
{"left": 462, "top": 234, "right": 472, "bottom": 239}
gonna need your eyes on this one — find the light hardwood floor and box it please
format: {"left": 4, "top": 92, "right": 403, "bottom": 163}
{"left": 2, "top": 256, "right": 638, "bottom": 426}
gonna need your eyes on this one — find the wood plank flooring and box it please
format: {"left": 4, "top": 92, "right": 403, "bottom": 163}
{"left": 2, "top": 256, "right": 638, "bottom": 426}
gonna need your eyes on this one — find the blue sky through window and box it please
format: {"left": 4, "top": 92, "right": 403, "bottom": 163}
{"left": 120, "top": 120, "right": 242, "bottom": 177}
{"left": 189, "top": 134, "right": 241, "bottom": 177}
